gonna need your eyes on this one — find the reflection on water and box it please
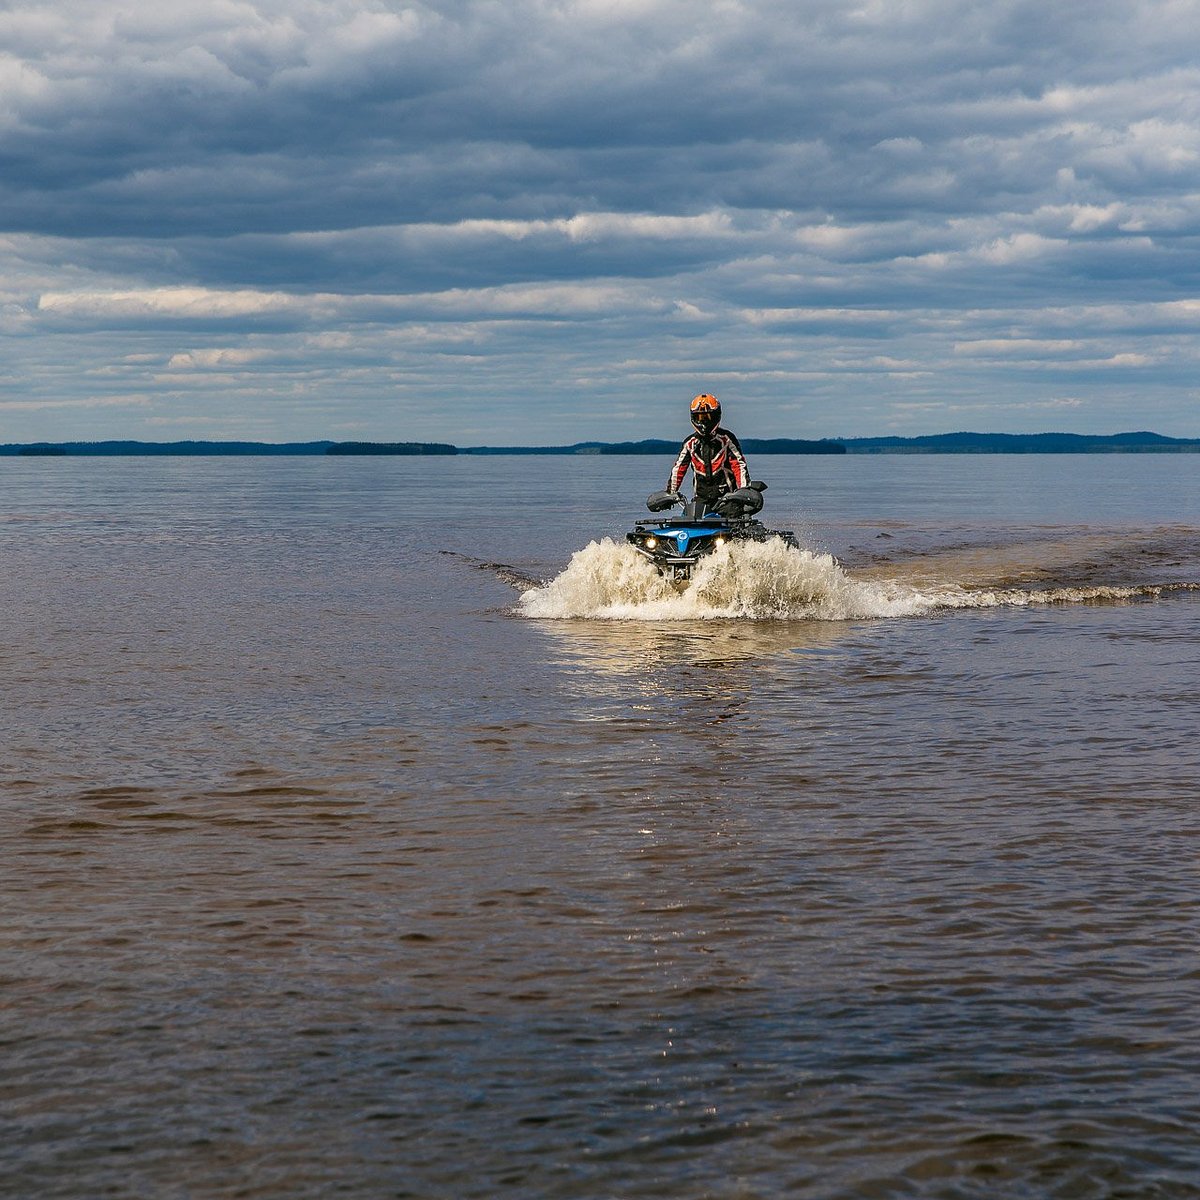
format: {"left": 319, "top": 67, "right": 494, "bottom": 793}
{"left": 534, "top": 615, "right": 853, "bottom": 676}
{"left": 529, "top": 617, "right": 856, "bottom": 735}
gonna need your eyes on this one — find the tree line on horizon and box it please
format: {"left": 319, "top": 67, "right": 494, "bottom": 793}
{"left": 3, "top": 431, "right": 1199, "bottom": 456}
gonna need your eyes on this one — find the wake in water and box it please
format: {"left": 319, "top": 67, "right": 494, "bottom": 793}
{"left": 518, "top": 535, "right": 1195, "bottom": 621}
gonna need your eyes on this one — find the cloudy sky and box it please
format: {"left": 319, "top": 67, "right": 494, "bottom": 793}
{"left": 4, "top": 0, "right": 1200, "bottom": 443}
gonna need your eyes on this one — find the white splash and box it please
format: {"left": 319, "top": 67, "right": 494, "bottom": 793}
{"left": 518, "top": 537, "right": 1176, "bottom": 622}
{"left": 520, "top": 537, "right": 927, "bottom": 620}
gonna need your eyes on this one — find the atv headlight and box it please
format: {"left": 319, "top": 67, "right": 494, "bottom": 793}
{"left": 645, "top": 536, "right": 657, "bottom": 549}
{"left": 714, "top": 535, "right": 726, "bottom": 546}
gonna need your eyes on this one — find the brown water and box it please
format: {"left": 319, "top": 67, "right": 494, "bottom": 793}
{"left": 3, "top": 455, "right": 1199, "bottom": 1198}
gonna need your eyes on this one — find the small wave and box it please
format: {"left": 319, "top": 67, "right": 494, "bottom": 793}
{"left": 518, "top": 538, "right": 1195, "bottom": 621}
{"left": 937, "top": 581, "right": 1198, "bottom": 608}
{"left": 439, "top": 549, "right": 544, "bottom": 590}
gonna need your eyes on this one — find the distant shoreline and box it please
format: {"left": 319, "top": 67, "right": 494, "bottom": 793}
{"left": 3, "top": 431, "right": 1199, "bottom": 456}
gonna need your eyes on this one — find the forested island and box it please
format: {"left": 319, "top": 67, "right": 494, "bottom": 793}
{"left": 1, "top": 438, "right": 843, "bottom": 456}
{"left": 459, "top": 438, "right": 846, "bottom": 455}
{"left": 840, "top": 431, "right": 1200, "bottom": 453}
{"left": 2, "top": 432, "right": 1198, "bottom": 456}
{"left": 4, "top": 440, "right": 455, "bottom": 456}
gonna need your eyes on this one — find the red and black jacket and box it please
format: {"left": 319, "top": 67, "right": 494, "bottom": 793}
{"left": 668, "top": 428, "right": 749, "bottom": 502}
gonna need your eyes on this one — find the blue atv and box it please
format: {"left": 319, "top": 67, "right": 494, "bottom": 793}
{"left": 626, "top": 482, "right": 799, "bottom": 583}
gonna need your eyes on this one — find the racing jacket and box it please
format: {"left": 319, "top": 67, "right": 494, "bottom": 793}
{"left": 668, "top": 428, "right": 749, "bottom": 502}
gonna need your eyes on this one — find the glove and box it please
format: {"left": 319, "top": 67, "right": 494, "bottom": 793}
{"left": 716, "top": 487, "right": 763, "bottom": 517}
{"left": 646, "top": 490, "right": 682, "bottom": 512}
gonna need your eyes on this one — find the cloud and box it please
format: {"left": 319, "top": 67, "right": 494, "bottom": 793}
{"left": 0, "top": 394, "right": 151, "bottom": 412}
{"left": 3, "top": 0, "right": 1200, "bottom": 440}
{"left": 36, "top": 279, "right": 670, "bottom": 325}
{"left": 166, "top": 347, "right": 278, "bottom": 369}
{"left": 954, "top": 338, "right": 1086, "bottom": 357}
{"left": 38, "top": 286, "right": 301, "bottom": 320}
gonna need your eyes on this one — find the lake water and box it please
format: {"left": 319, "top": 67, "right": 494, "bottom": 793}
{"left": 3, "top": 453, "right": 1199, "bottom": 1199}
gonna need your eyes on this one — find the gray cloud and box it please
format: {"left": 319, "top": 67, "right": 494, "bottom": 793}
{"left": 3, "top": 0, "right": 1200, "bottom": 440}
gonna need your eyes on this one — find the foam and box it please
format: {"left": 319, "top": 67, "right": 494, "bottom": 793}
{"left": 518, "top": 537, "right": 1186, "bottom": 622}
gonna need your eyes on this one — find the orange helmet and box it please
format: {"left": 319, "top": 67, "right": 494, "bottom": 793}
{"left": 690, "top": 392, "right": 721, "bottom": 434}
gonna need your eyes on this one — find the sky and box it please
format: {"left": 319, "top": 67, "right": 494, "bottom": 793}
{"left": 4, "top": 0, "right": 1200, "bottom": 444}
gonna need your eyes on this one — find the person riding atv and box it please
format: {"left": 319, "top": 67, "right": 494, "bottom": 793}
{"left": 667, "top": 393, "right": 750, "bottom": 509}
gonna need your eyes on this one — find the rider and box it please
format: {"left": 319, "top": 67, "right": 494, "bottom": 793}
{"left": 667, "top": 393, "right": 750, "bottom": 509}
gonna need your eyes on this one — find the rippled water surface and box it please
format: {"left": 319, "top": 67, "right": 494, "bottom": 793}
{"left": 3, "top": 454, "right": 1199, "bottom": 1199}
